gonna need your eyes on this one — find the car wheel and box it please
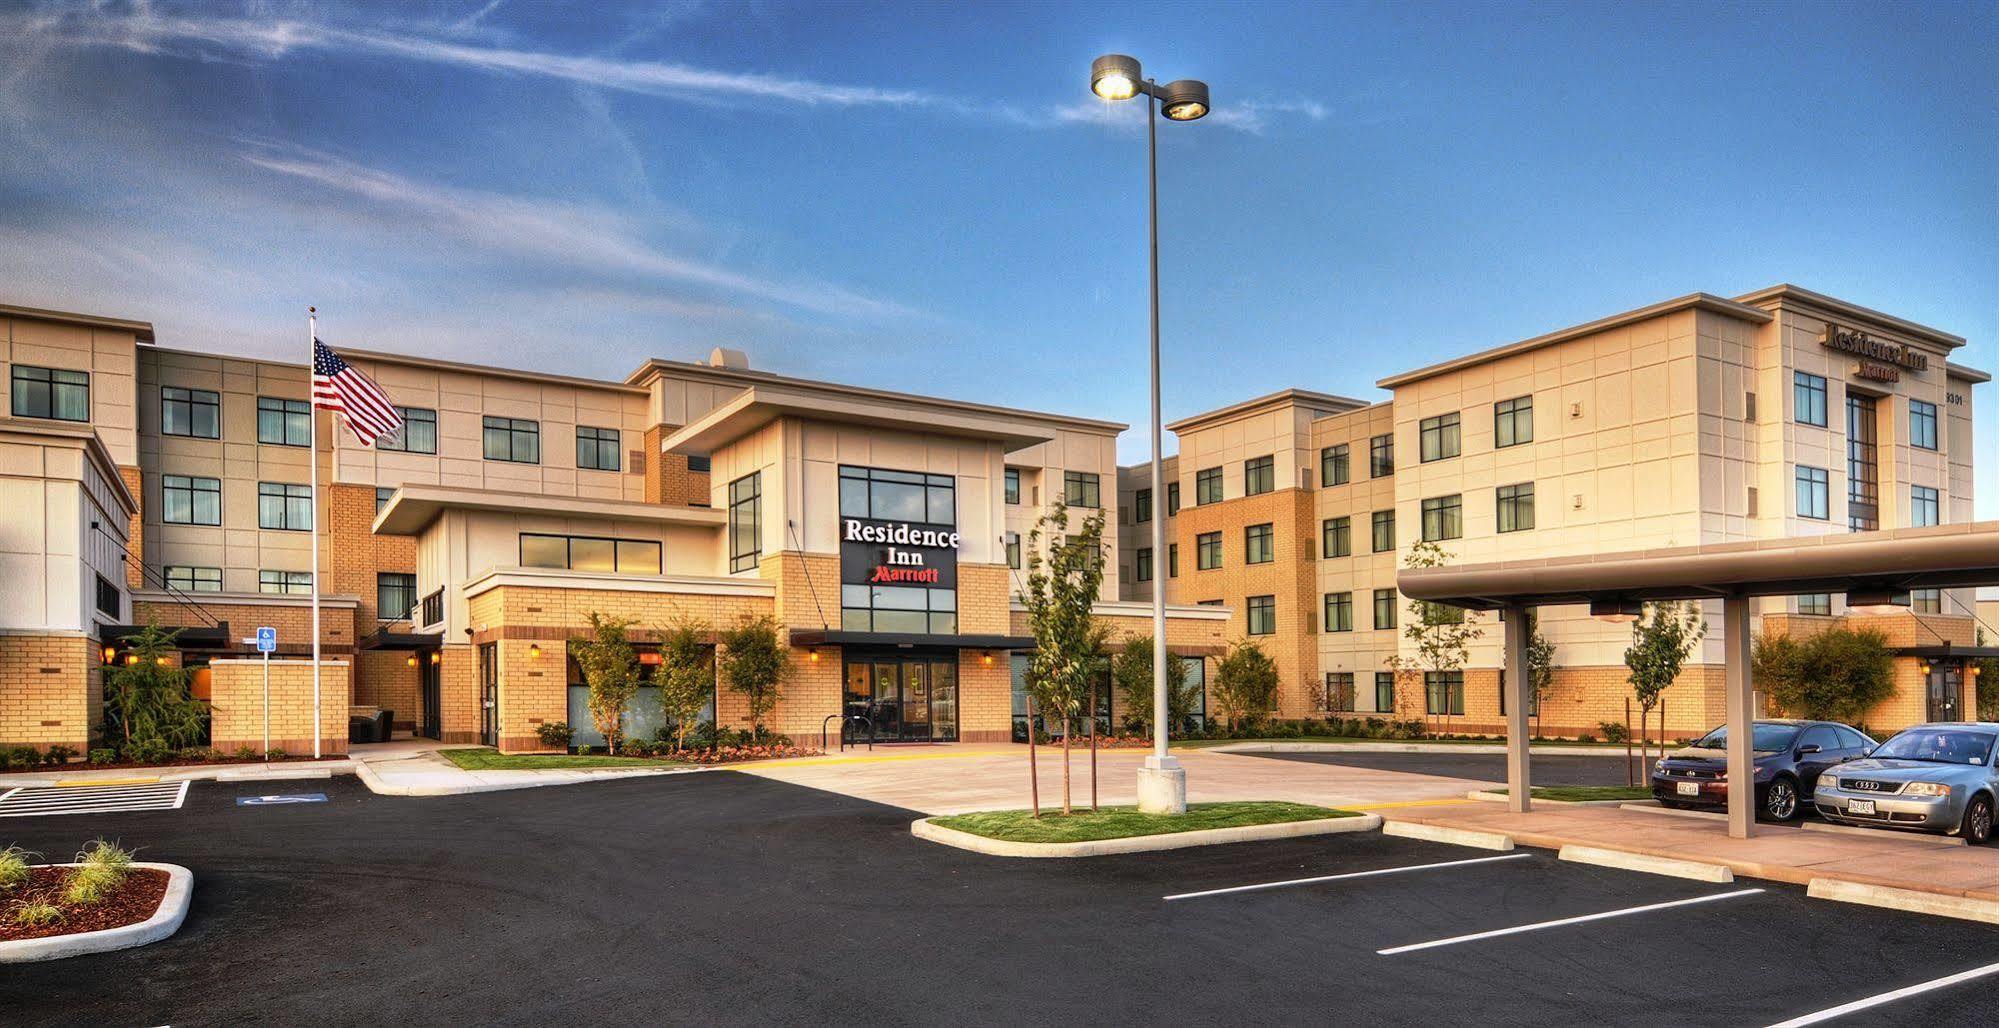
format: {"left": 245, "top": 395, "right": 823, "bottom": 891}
{"left": 1761, "top": 777, "right": 1800, "bottom": 822}
{"left": 1962, "top": 795, "right": 1994, "bottom": 845}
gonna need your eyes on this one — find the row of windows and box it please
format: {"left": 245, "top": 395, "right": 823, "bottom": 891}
{"left": 520, "top": 533, "right": 664, "bottom": 575}
{"left": 1323, "top": 589, "right": 1402, "bottom": 632}
{"left": 999, "top": 468, "right": 1106, "bottom": 510}
{"left": 1794, "top": 372, "right": 1939, "bottom": 452}
{"left": 1794, "top": 466, "right": 1943, "bottom": 527}
{"left": 159, "top": 475, "right": 317, "bottom": 530}
{"left": 1797, "top": 589, "right": 1944, "bottom": 616}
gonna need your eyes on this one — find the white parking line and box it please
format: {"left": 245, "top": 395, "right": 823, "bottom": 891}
{"left": 1164, "top": 853, "right": 1532, "bottom": 902}
{"left": 0, "top": 780, "right": 189, "bottom": 817}
{"left": 1766, "top": 959, "right": 1999, "bottom": 1027}
{"left": 1377, "top": 887, "right": 1764, "bottom": 955}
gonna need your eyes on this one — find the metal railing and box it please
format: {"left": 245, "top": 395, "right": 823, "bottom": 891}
{"left": 823, "top": 713, "right": 876, "bottom": 753}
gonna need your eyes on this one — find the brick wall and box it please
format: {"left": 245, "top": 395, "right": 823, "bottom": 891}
{"left": 1170, "top": 487, "right": 1320, "bottom": 718}
{"left": 354, "top": 650, "right": 419, "bottom": 729}
{"left": 118, "top": 465, "right": 144, "bottom": 589}
{"left": 207, "top": 658, "right": 349, "bottom": 756}
{"left": 643, "top": 424, "right": 711, "bottom": 507}
{"left": 134, "top": 598, "right": 358, "bottom": 655}
{"left": 0, "top": 633, "right": 94, "bottom": 752}
{"left": 438, "top": 644, "right": 480, "bottom": 743}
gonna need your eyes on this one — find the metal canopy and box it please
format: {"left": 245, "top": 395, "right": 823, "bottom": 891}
{"left": 787, "top": 629, "right": 1035, "bottom": 651}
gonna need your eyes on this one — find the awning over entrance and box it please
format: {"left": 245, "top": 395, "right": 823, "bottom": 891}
{"left": 789, "top": 629, "right": 1035, "bottom": 650}
{"left": 103, "top": 623, "right": 232, "bottom": 649}
{"left": 362, "top": 627, "right": 444, "bottom": 651}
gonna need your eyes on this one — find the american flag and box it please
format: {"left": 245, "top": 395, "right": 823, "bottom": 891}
{"left": 311, "top": 339, "right": 403, "bottom": 446}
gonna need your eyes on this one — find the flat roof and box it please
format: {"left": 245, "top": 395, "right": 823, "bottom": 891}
{"left": 373, "top": 484, "right": 725, "bottom": 535}
{"left": 1166, "top": 388, "right": 1370, "bottom": 434}
{"left": 1733, "top": 283, "right": 1966, "bottom": 350}
{"left": 1948, "top": 362, "right": 1992, "bottom": 384}
{"left": 0, "top": 302, "right": 155, "bottom": 341}
{"left": 663, "top": 382, "right": 1068, "bottom": 456}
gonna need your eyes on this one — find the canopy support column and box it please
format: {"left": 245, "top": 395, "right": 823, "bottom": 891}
{"left": 1503, "top": 604, "right": 1532, "bottom": 814}
{"left": 1723, "top": 595, "right": 1755, "bottom": 839}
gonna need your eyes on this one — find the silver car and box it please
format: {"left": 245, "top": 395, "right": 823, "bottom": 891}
{"left": 1813, "top": 722, "right": 1999, "bottom": 844}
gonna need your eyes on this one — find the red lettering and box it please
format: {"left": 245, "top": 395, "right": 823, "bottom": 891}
{"left": 868, "top": 566, "right": 940, "bottom": 584}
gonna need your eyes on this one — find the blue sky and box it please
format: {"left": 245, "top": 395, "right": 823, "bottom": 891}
{"left": 1, "top": 1, "right": 1994, "bottom": 505}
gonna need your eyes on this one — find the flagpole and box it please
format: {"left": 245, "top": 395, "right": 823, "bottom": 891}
{"left": 307, "top": 307, "right": 323, "bottom": 760}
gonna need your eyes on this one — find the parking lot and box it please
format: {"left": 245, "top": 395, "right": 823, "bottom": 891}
{"left": 1243, "top": 748, "right": 1640, "bottom": 787}
{"left": 4, "top": 770, "right": 1999, "bottom": 1026}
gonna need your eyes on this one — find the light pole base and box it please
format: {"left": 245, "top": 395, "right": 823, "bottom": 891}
{"left": 1137, "top": 757, "right": 1187, "bottom": 815}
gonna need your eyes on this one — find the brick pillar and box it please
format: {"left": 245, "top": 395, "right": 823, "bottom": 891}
{"left": 119, "top": 465, "right": 144, "bottom": 588}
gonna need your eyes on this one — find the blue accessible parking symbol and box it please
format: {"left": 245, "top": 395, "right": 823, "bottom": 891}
{"left": 236, "top": 794, "right": 327, "bottom": 806}
{"left": 255, "top": 626, "right": 277, "bottom": 653}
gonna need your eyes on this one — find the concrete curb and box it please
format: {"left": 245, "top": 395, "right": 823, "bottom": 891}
{"left": 1207, "top": 741, "right": 1630, "bottom": 758}
{"left": 215, "top": 767, "right": 336, "bottom": 782}
{"left": 1808, "top": 877, "right": 1999, "bottom": 926}
{"left": 1559, "top": 844, "right": 1734, "bottom": 882}
{"left": 1466, "top": 790, "right": 1634, "bottom": 807}
{"left": 0, "top": 862, "right": 192, "bottom": 963}
{"left": 910, "top": 813, "right": 1382, "bottom": 858}
{"left": 1801, "top": 820, "right": 1967, "bottom": 846}
{"left": 1381, "top": 819, "right": 1514, "bottom": 851}
{"left": 4, "top": 760, "right": 356, "bottom": 788}
{"left": 1619, "top": 801, "right": 1727, "bottom": 822}
{"left": 353, "top": 758, "right": 708, "bottom": 796}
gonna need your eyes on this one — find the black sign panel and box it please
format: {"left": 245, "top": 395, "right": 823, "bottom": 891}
{"left": 839, "top": 518, "right": 960, "bottom": 589}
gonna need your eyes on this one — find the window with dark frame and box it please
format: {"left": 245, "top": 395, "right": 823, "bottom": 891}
{"left": 376, "top": 486, "right": 396, "bottom": 513}
{"left": 95, "top": 572, "right": 120, "bottom": 619}
{"left": 1375, "top": 671, "right": 1396, "bottom": 713}
{"left": 1134, "top": 488, "right": 1152, "bottom": 523}
{"left": 1374, "top": 588, "right": 1398, "bottom": 630}
{"left": 1913, "top": 588, "right": 1943, "bottom": 615}
{"left": 729, "top": 472, "right": 761, "bottom": 573}
{"left": 257, "top": 482, "right": 312, "bottom": 531}
{"left": 1244, "top": 523, "right": 1274, "bottom": 564}
{"left": 161, "top": 474, "right": 221, "bottom": 526}
{"left": 1322, "top": 516, "right": 1351, "bottom": 558}
{"left": 1244, "top": 455, "right": 1275, "bottom": 496}
{"left": 1425, "top": 670, "right": 1466, "bottom": 716}
{"left": 482, "top": 416, "right": 541, "bottom": 463}
{"left": 160, "top": 386, "right": 220, "bottom": 438}
{"left": 576, "top": 426, "right": 622, "bottom": 471}
{"left": 1847, "top": 394, "right": 1879, "bottom": 531}
{"left": 1005, "top": 532, "right": 1021, "bottom": 569}
{"left": 1168, "top": 543, "right": 1178, "bottom": 577}
{"left": 1246, "top": 595, "right": 1276, "bottom": 635}
{"left": 1796, "top": 465, "right": 1830, "bottom": 521}
{"left": 1911, "top": 485, "right": 1940, "bottom": 527}
{"left": 1910, "top": 400, "right": 1939, "bottom": 451}
{"left": 688, "top": 455, "right": 712, "bottom": 473}
{"left": 1135, "top": 547, "right": 1153, "bottom": 582}
{"left": 1321, "top": 444, "right": 1349, "bottom": 486}
{"left": 164, "top": 565, "right": 221, "bottom": 592}
{"left": 11, "top": 366, "right": 89, "bottom": 422}
{"left": 259, "top": 570, "right": 313, "bottom": 595}
{"left": 1797, "top": 593, "right": 1832, "bottom": 616}
{"left": 1419, "top": 412, "right": 1462, "bottom": 462}
{"left": 1494, "top": 396, "right": 1533, "bottom": 448}
{"left": 1166, "top": 482, "right": 1180, "bottom": 516}
{"left": 1324, "top": 591, "right": 1353, "bottom": 632}
{"left": 1794, "top": 372, "right": 1828, "bottom": 427}
{"left": 1369, "top": 433, "right": 1394, "bottom": 477}
{"left": 1325, "top": 672, "right": 1356, "bottom": 712}
{"left": 1371, "top": 509, "right": 1395, "bottom": 552}
{"left": 1420, "top": 494, "right": 1462, "bottom": 541}
{"left": 1195, "top": 466, "right": 1223, "bottom": 504}
{"left": 377, "top": 573, "right": 417, "bottom": 621}
{"left": 1496, "top": 482, "right": 1535, "bottom": 533}
{"left": 1196, "top": 531, "right": 1222, "bottom": 570}
{"left": 377, "top": 407, "right": 437, "bottom": 454}
{"left": 520, "top": 533, "right": 662, "bottom": 574}
{"left": 1004, "top": 468, "right": 1020, "bottom": 505}
{"left": 257, "top": 396, "right": 310, "bottom": 445}
{"left": 1063, "top": 470, "right": 1101, "bottom": 508}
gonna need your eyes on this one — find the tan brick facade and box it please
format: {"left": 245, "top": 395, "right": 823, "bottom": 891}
{"left": 642, "top": 423, "right": 711, "bottom": 507}
{"left": 0, "top": 633, "right": 96, "bottom": 752}
{"left": 118, "top": 464, "right": 144, "bottom": 589}
{"left": 207, "top": 658, "right": 349, "bottom": 756}
{"left": 1171, "top": 486, "right": 1320, "bottom": 717}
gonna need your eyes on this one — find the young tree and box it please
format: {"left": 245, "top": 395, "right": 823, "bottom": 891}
{"left": 719, "top": 613, "right": 791, "bottom": 743}
{"left": 1523, "top": 609, "right": 1557, "bottom": 736}
{"left": 656, "top": 613, "right": 714, "bottom": 752}
{"left": 570, "top": 613, "right": 640, "bottom": 755}
{"left": 1018, "top": 500, "right": 1108, "bottom": 816}
{"left": 1754, "top": 627, "right": 1895, "bottom": 726}
{"left": 1111, "top": 634, "right": 1194, "bottom": 737}
{"left": 1210, "top": 639, "right": 1280, "bottom": 731}
{"left": 1625, "top": 601, "right": 1706, "bottom": 769}
{"left": 102, "top": 622, "right": 207, "bottom": 754}
{"left": 1385, "top": 541, "right": 1483, "bottom": 734}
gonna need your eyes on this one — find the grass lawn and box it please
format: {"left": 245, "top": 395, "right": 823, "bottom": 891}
{"left": 1489, "top": 785, "right": 1654, "bottom": 802}
{"left": 929, "top": 801, "right": 1357, "bottom": 844}
{"left": 441, "top": 748, "right": 684, "bottom": 771}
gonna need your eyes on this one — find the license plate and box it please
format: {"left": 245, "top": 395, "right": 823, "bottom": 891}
{"left": 1849, "top": 799, "right": 1876, "bottom": 816}
{"left": 1676, "top": 781, "right": 1700, "bottom": 797}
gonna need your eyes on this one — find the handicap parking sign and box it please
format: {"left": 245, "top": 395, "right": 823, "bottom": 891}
{"left": 255, "top": 626, "right": 277, "bottom": 653}
{"left": 237, "top": 793, "right": 326, "bottom": 806}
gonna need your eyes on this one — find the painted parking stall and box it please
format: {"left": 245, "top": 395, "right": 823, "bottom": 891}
{"left": 0, "top": 781, "right": 189, "bottom": 817}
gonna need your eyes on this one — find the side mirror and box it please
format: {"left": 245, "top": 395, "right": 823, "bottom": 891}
{"left": 1796, "top": 744, "right": 1821, "bottom": 756}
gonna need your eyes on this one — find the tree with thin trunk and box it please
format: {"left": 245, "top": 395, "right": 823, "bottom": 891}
{"left": 719, "top": 613, "right": 790, "bottom": 743}
{"left": 1211, "top": 639, "right": 1280, "bottom": 731}
{"left": 1018, "top": 500, "right": 1108, "bottom": 816}
{"left": 1111, "top": 634, "right": 1193, "bottom": 737}
{"left": 1523, "top": 609, "right": 1557, "bottom": 737}
{"left": 1386, "top": 541, "right": 1483, "bottom": 735}
{"left": 1625, "top": 601, "right": 1706, "bottom": 771}
{"left": 656, "top": 612, "right": 714, "bottom": 752}
{"left": 571, "top": 612, "right": 640, "bottom": 755}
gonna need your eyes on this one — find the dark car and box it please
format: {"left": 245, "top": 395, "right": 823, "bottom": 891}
{"left": 1650, "top": 719, "right": 1877, "bottom": 821}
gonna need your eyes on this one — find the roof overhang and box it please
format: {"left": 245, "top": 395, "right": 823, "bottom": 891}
{"left": 1948, "top": 362, "right": 1992, "bottom": 384}
{"left": 2, "top": 303, "right": 154, "bottom": 342}
{"left": 1897, "top": 644, "right": 1999, "bottom": 660}
{"left": 1167, "top": 388, "right": 1371, "bottom": 434}
{"left": 363, "top": 628, "right": 444, "bottom": 651}
{"left": 0, "top": 417, "right": 139, "bottom": 519}
{"left": 1732, "top": 284, "right": 1966, "bottom": 351}
{"left": 663, "top": 383, "right": 1063, "bottom": 456}
{"left": 373, "top": 484, "right": 726, "bottom": 536}
{"left": 788, "top": 629, "right": 1035, "bottom": 650}
{"left": 1399, "top": 522, "right": 1999, "bottom": 611}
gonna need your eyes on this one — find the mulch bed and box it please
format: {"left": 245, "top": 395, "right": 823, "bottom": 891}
{"left": 0, "top": 867, "right": 170, "bottom": 943}
{"left": 1, "top": 755, "right": 341, "bottom": 776}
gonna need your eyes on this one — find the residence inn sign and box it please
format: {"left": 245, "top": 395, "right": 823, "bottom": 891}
{"left": 841, "top": 518, "right": 961, "bottom": 587}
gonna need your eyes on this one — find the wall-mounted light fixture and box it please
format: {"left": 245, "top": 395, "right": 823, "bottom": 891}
{"left": 982, "top": 651, "right": 995, "bottom": 666}
{"left": 1847, "top": 588, "right": 1911, "bottom": 618}
{"left": 101, "top": 645, "right": 116, "bottom": 664}
{"left": 406, "top": 654, "right": 418, "bottom": 668}
{"left": 1590, "top": 598, "right": 1642, "bottom": 624}
{"left": 809, "top": 649, "right": 821, "bottom": 663}
{"left": 528, "top": 643, "right": 542, "bottom": 659}
{"left": 429, "top": 651, "right": 441, "bottom": 665}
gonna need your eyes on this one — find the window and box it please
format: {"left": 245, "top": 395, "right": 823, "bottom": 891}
{"left": 1794, "top": 372, "right": 1828, "bottom": 427}
{"left": 377, "top": 573, "right": 417, "bottom": 621}
{"left": 1322, "top": 516, "right": 1351, "bottom": 558}
{"left": 1911, "top": 486, "right": 1940, "bottom": 527}
{"left": 1195, "top": 466, "right": 1223, "bottom": 505}
{"left": 841, "top": 581, "right": 958, "bottom": 635}
{"left": 376, "top": 407, "right": 436, "bottom": 454}
{"left": 11, "top": 366, "right": 89, "bottom": 422}
{"left": 160, "top": 387, "right": 219, "bottom": 438}
{"left": 1244, "top": 456, "right": 1275, "bottom": 496}
{"left": 728, "top": 472, "right": 762, "bottom": 573}
{"left": 1245, "top": 523, "right": 1274, "bottom": 564}
{"left": 419, "top": 589, "right": 444, "bottom": 626}
{"left": 1796, "top": 465, "right": 1830, "bottom": 520}
{"left": 1369, "top": 433, "right": 1394, "bottom": 477}
{"left": 164, "top": 565, "right": 221, "bottom": 593}
{"left": 1321, "top": 444, "right": 1349, "bottom": 487}
{"left": 1136, "top": 547, "right": 1153, "bottom": 583}
{"left": 258, "top": 482, "right": 312, "bottom": 531}
{"left": 1913, "top": 588, "right": 1943, "bottom": 615}
{"left": 1798, "top": 593, "right": 1832, "bottom": 616}
{"left": 482, "top": 416, "right": 540, "bottom": 463}
{"left": 259, "top": 570, "right": 312, "bottom": 595}
{"left": 95, "top": 573, "right": 121, "bottom": 619}
{"left": 161, "top": 474, "right": 221, "bottom": 525}
{"left": 1246, "top": 595, "right": 1276, "bottom": 635}
{"left": 1496, "top": 483, "right": 1535, "bottom": 533}
{"left": 1420, "top": 412, "right": 1462, "bottom": 462}
{"left": 1375, "top": 672, "right": 1396, "bottom": 713}
{"left": 1420, "top": 600, "right": 1466, "bottom": 626}
{"left": 1168, "top": 543, "right": 1179, "bottom": 578}
{"left": 1324, "top": 592, "right": 1353, "bottom": 632}
{"left": 257, "top": 396, "right": 310, "bottom": 445}
{"left": 576, "top": 426, "right": 621, "bottom": 471}
{"left": 839, "top": 465, "right": 955, "bottom": 525}
{"left": 1374, "top": 588, "right": 1398, "bottom": 630}
{"left": 1063, "top": 471, "right": 1101, "bottom": 508}
{"left": 1910, "top": 400, "right": 1939, "bottom": 451}
{"left": 1425, "top": 671, "right": 1466, "bottom": 716}
{"left": 687, "top": 455, "right": 712, "bottom": 473}
{"left": 1371, "top": 510, "right": 1396, "bottom": 552}
{"left": 1005, "top": 532, "right": 1021, "bottom": 570}
{"left": 1134, "top": 488, "right": 1152, "bottom": 523}
{"left": 1495, "top": 396, "right": 1533, "bottom": 448}
{"left": 1847, "top": 394, "right": 1879, "bottom": 531}
{"left": 376, "top": 486, "right": 396, "bottom": 514}
{"left": 520, "top": 533, "right": 662, "bottom": 574}
{"left": 1166, "top": 482, "right": 1181, "bottom": 516}
{"left": 1420, "top": 494, "right": 1462, "bottom": 541}
{"left": 1004, "top": 468, "right": 1020, "bottom": 505}
{"left": 1325, "top": 672, "right": 1356, "bottom": 712}
{"left": 1196, "top": 531, "right": 1222, "bottom": 570}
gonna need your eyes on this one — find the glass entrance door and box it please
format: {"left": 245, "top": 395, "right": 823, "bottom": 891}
{"left": 1928, "top": 663, "right": 1963, "bottom": 723}
{"left": 419, "top": 654, "right": 442, "bottom": 739}
{"left": 478, "top": 643, "right": 499, "bottom": 747}
{"left": 844, "top": 655, "right": 959, "bottom": 742}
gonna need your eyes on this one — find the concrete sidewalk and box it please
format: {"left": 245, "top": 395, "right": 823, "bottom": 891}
{"left": 351, "top": 748, "right": 708, "bottom": 796}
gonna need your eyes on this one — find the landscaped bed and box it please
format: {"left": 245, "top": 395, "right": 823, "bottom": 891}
{"left": 1, "top": 841, "right": 180, "bottom": 952}
{"left": 440, "top": 744, "right": 819, "bottom": 771}
{"left": 1489, "top": 785, "right": 1654, "bottom": 803}
{"left": 929, "top": 801, "right": 1359, "bottom": 845}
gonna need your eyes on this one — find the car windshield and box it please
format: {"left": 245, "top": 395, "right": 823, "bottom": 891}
{"left": 1691, "top": 724, "right": 1799, "bottom": 753}
{"left": 1871, "top": 729, "right": 1996, "bottom": 766}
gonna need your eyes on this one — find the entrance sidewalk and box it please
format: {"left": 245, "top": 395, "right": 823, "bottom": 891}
{"left": 351, "top": 747, "right": 706, "bottom": 796}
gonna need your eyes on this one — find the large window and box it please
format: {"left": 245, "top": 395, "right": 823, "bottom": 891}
{"left": 377, "top": 573, "right": 417, "bottom": 621}
{"left": 1322, "top": 516, "right": 1351, "bottom": 558}
{"left": 258, "top": 482, "right": 312, "bottom": 531}
{"left": 1063, "top": 471, "right": 1101, "bottom": 508}
{"left": 1134, "top": 488, "right": 1152, "bottom": 523}
{"left": 1421, "top": 494, "right": 1462, "bottom": 541}
{"left": 164, "top": 565, "right": 221, "bottom": 593}
{"left": 1326, "top": 672, "right": 1356, "bottom": 712}
{"left": 259, "top": 570, "right": 312, "bottom": 595}
{"left": 1166, "top": 482, "right": 1180, "bottom": 516}
{"left": 1005, "top": 532, "right": 1021, "bottom": 569}
{"left": 1375, "top": 672, "right": 1396, "bottom": 713}
{"left": 576, "top": 426, "right": 621, "bottom": 471}
{"left": 1321, "top": 444, "right": 1349, "bottom": 487}
{"left": 1195, "top": 466, "right": 1223, "bottom": 505}
{"left": 160, "top": 386, "right": 219, "bottom": 438}
{"left": 1369, "top": 433, "right": 1394, "bottom": 477}
{"left": 1794, "top": 372, "right": 1828, "bottom": 427}
{"left": 11, "top": 366, "right": 89, "bottom": 422}
{"left": 1246, "top": 595, "right": 1276, "bottom": 635}
{"left": 161, "top": 474, "right": 221, "bottom": 525}
{"left": 257, "top": 396, "right": 310, "bottom": 446}
{"left": 1496, "top": 482, "right": 1535, "bottom": 533}
{"left": 1244, "top": 456, "right": 1275, "bottom": 496}
{"left": 1910, "top": 400, "right": 1939, "bottom": 451}
{"left": 1911, "top": 485, "right": 1940, "bottom": 527}
{"left": 520, "top": 533, "right": 662, "bottom": 574}
{"left": 1494, "top": 396, "right": 1533, "bottom": 448}
{"left": 1913, "top": 588, "right": 1943, "bottom": 615}
{"left": 688, "top": 455, "right": 712, "bottom": 473}
{"left": 1374, "top": 588, "right": 1398, "bottom": 630}
{"left": 1420, "top": 413, "right": 1461, "bottom": 462}
{"left": 1847, "top": 394, "right": 1879, "bottom": 531}
{"left": 377, "top": 407, "right": 436, "bottom": 454}
{"left": 1425, "top": 670, "right": 1466, "bottom": 716}
{"left": 839, "top": 465, "right": 954, "bottom": 524}
{"left": 1245, "top": 523, "right": 1274, "bottom": 564}
{"left": 729, "top": 472, "right": 762, "bottom": 573}
{"left": 1797, "top": 593, "right": 1831, "bottom": 616}
{"left": 1168, "top": 543, "right": 1178, "bottom": 578}
{"left": 482, "top": 416, "right": 541, "bottom": 463}
{"left": 1371, "top": 510, "right": 1396, "bottom": 552}
{"left": 1004, "top": 468, "right": 1020, "bottom": 505}
{"left": 1324, "top": 592, "right": 1353, "bottom": 632}
{"left": 1796, "top": 465, "right": 1830, "bottom": 521}
{"left": 1135, "top": 547, "right": 1153, "bottom": 583}
{"left": 1196, "top": 531, "right": 1222, "bottom": 570}
{"left": 842, "top": 583, "right": 957, "bottom": 634}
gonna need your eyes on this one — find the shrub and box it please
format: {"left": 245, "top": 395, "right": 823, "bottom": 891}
{"left": 42, "top": 745, "right": 76, "bottom": 766}
{"left": 719, "top": 614, "right": 791, "bottom": 743}
{"left": 1578, "top": 733, "right": 1599, "bottom": 744}
{"left": 14, "top": 901, "right": 61, "bottom": 927}
{"left": 577, "top": 745, "right": 597, "bottom": 756}
{"left": 235, "top": 745, "right": 261, "bottom": 761}
{"left": 63, "top": 840, "right": 133, "bottom": 906}
{"left": 265, "top": 748, "right": 286, "bottom": 760}
{"left": 1755, "top": 628, "right": 1896, "bottom": 724}
{"left": 102, "top": 621, "right": 207, "bottom": 753}
{"left": 624, "top": 739, "right": 655, "bottom": 758}
{"left": 0, "top": 845, "right": 33, "bottom": 890}
{"left": 534, "top": 721, "right": 573, "bottom": 749}
{"left": 1597, "top": 721, "right": 1630, "bottom": 744}
{"left": 173, "top": 747, "right": 219, "bottom": 763}
{"left": 1210, "top": 639, "right": 1280, "bottom": 730}
{"left": 87, "top": 748, "right": 117, "bottom": 766}
{"left": 124, "top": 738, "right": 169, "bottom": 764}
{"left": 10, "top": 746, "right": 41, "bottom": 769}
{"left": 0, "top": 750, "right": 11, "bottom": 772}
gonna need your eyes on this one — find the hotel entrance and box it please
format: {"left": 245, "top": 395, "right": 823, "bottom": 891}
{"left": 844, "top": 653, "right": 959, "bottom": 742}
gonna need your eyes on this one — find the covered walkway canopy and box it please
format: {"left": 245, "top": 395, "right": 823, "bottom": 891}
{"left": 1399, "top": 522, "right": 1999, "bottom": 838}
